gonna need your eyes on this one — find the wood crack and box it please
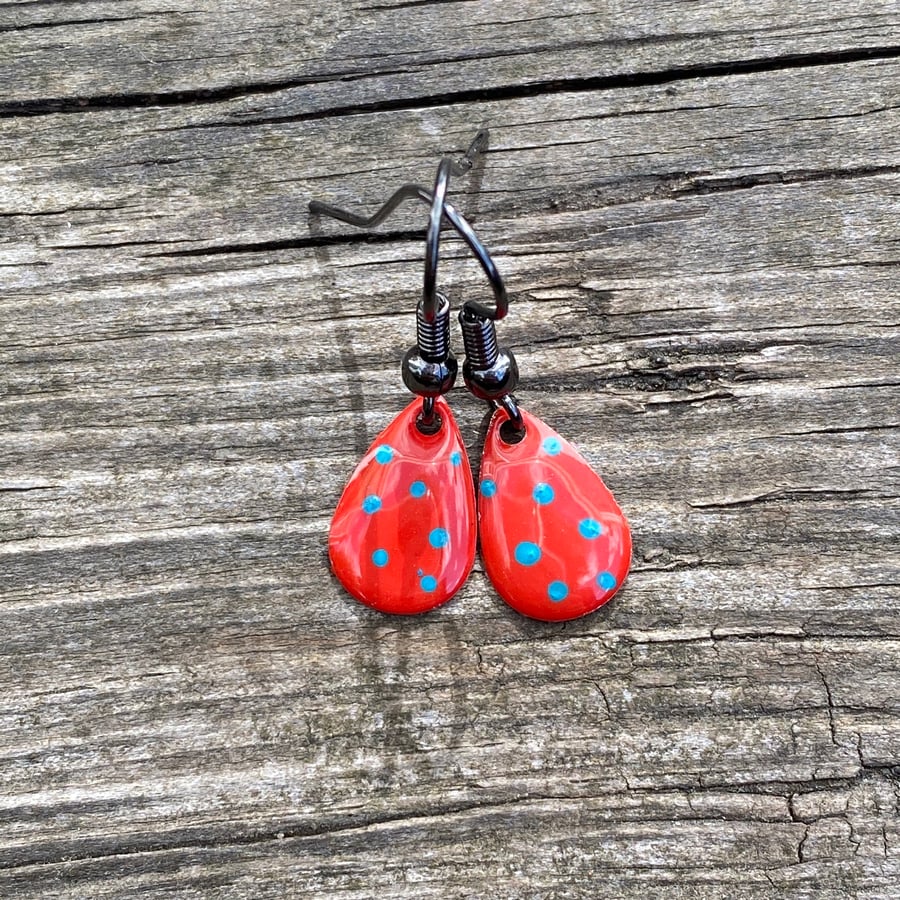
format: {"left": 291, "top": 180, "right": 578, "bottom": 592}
{"left": 146, "top": 229, "right": 427, "bottom": 258}
{"left": 2, "top": 46, "right": 898, "bottom": 121}
{"left": 668, "top": 164, "right": 900, "bottom": 197}
{"left": 689, "top": 488, "right": 887, "bottom": 509}
{"left": 778, "top": 424, "right": 899, "bottom": 437}
{"left": 0, "top": 778, "right": 868, "bottom": 873}
{"left": 0, "top": 14, "right": 161, "bottom": 34}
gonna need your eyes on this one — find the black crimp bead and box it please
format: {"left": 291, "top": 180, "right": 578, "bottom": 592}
{"left": 402, "top": 293, "right": 457, "bottom": 398}
{"left": 459, "top": 308, "right": 519, "bottom": 401}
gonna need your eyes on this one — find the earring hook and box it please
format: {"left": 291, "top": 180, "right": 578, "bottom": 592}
{"left": 424, "top": 129, "right": 489, "bottom": 320}
{"left": 308, "top": 129, "right": 508, "bottom": 321}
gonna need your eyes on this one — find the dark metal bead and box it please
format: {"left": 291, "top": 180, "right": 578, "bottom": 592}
{"left": 462, "top": 348, "right": 518, "bottom": 401}
{"left": 458, "top": 306, "right": 519, "bottom": 401}
{"left": 402, "top": 348, "right": 458, "bottom": 397}
{"left": 402, "top": 293, "right": 457, "bottom": 397}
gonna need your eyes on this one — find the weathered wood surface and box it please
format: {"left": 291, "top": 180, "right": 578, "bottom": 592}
{"left": 1, "top": 1, "right": 899, "bottom": 896}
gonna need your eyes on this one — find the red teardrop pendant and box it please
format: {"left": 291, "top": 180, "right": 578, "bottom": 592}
{"left": 329, "top": 396, "right": 476, "bottom": 615}
{"left": 478, "top": 409, "right": 631, "bottom": 621}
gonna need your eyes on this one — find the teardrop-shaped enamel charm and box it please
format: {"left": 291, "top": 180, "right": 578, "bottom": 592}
{"left": 329, "top": 396, "right": 476, "bottom": 615}
{"left": 478, "top": 409, "right": 631, "bottom": 621}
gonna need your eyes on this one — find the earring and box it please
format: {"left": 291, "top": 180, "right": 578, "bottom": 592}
{"left": 311, "top": 130, "right": 632, "bottom": 621}
{"left": 309, "top": 132, "right": 491, "bottom": 615}
{"left": 457, "top": 249, "right": 632, "bottom": 624}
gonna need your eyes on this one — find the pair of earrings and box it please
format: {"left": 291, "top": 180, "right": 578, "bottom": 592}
{"left": 310, "top": 131, "right": 631, "bottom": 622}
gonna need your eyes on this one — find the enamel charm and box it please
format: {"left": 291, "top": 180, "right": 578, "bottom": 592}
{"left": 329, "top": 397, "right": 476, "bottom": 615}
{"left": 478, "top": 408, "right": 631, "bottom": 621}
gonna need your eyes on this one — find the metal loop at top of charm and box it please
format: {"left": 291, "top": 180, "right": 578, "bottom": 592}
{"left": 308, "top": 129, "right": 508, "bottom": 322}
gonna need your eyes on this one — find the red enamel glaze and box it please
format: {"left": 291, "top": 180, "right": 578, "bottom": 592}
{"left": 329, "top": 396, "right": 476, "bottom": 615}
{"left": 478, "top": 409, "right": 631, "bottom": 622}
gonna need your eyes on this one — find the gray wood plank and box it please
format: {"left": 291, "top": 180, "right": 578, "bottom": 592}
{"left": 2, "top": 0, "right": 899, "bottom": 112}
{"left": 1, "top": 7, "right": 899, "bottom": 898}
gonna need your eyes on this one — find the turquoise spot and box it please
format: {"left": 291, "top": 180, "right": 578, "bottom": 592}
{"left": 409, "top": 480, "right": 427, "bottom": 498}
{"left": 579, "top": 518, "right": 603, "bottom": 539}
{"left": 429, "top": 527, "right": 449, "bottom": 549}
{"left": 372, "top": 549, "right": 389, "bottom": 567}
{"left": 420, "top": 575, "right": 437, "bottom": 592}
{"left": 375, "top": 445, "right": 394, "bottom": 464}
{"left": 542, "top": 437, "right": 562, "bottom": 456}
{"left": 548, "top": 581, "right": 569, "bottom": 602}
{"left": 514, "top": 541, "right": 542, "bottom": 566}
{"left": 362, "top": 495, "right": 382, "bottom": 514}
{"left": 533, "top": 483, "right": 554, "bottom": 505}
{"left": 597, "top": 571, "right": 617, "bottom": 591}
{"left": 481, "top": 479, "right": 497, "bottom": 498}
{"left": 450, "top": 451, "right": 462, "bottom": 466}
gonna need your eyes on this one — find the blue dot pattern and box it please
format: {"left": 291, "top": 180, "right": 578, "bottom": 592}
{"left": 542, "top": 437, "right": 562, "bottom": 456}
{"left": 514, "top": 541, "right": 542, "bottom": 566}
{"left": 481, "top": 479, "right": 497, "bottom": 497}
{"left": 579, "top": 518, "right": 603, "bottom": 539}
{"left": 375, "top": 445, "right": 394, "bottom": 464}
{"left": 420, "top": 575, "right": 437, "bottom": 592}
{"left": 429, "top": 527, "right": 449, "bottom": 549}
{"left": 450, "top": 451, "right": 462, "bottom": 466}
{"left": 533, "top": 483, "right": 554, "bottom": 505}
{"left": 597, "top": 571, "right": 617, "bottom": 591}
{"left": 362, "top": 495, "right": 382, "bottom": 514}
{"left": 372, "top": 549, "right": 389, "bottom": 567}
{"left": 409, "top": 480, "right": 427, "bottom": 498}
{"left": 548, "top": 581, "right": 568, "bottom": 602}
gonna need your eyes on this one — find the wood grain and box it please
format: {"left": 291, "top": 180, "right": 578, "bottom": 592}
{"left": 1, "top": 1, "right": 899, "bottom": 896}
